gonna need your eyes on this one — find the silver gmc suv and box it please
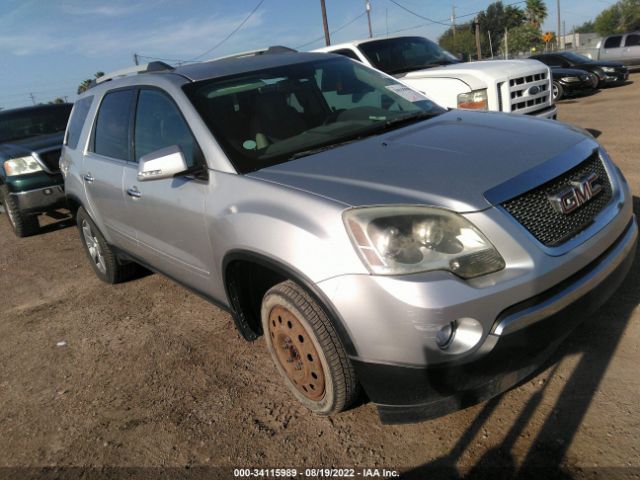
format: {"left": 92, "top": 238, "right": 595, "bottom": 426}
{"left": 61, "top": 48, "right": 637, "bottom": 424}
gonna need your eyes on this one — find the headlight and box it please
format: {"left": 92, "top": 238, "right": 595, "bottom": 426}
{"left": 565, "top": 76, "right": 581, "bottom": 82}
{"left": 457, "top": 89, "right": 488, "bottom": 110}
{"left": 343, "top": 206, "right": 505, "bottom": 278}
{"left": 3, "top": 155, "right": 43, "bottom": 176}
{"left": 602, "top": 67, "right": 616, "bottom": 73}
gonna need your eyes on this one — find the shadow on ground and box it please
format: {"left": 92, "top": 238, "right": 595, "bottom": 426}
{"left": 401, "top": 197, "right": 640, "bottom": 479}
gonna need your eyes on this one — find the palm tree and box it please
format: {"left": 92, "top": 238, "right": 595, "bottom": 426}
{"left": 77, "top": 71, "right": 105, "bottom": 94}
{"left": 525, "top": 0, "right": 548, "bottom": 29}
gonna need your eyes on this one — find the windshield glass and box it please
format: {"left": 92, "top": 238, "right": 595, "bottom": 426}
{"left": 358, "top": 37, "right": 460, "bottom": 75}
{"left": 561, "top": 52, "right": 592, "bottom": 64}
{"left": 0, "top": 104, "right": 72, "bottom": 143}
{"left": 184, "top": 57, "right": 444, "bottom": 173}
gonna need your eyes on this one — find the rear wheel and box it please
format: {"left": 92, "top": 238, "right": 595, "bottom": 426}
{"left": 261, "top": 280, "right": 358, "bottom": 415}
{"left": 552, "top": 81, "right": 564, "bottom": 101}
{"left": 76, "top": 207, "right": 138, "bottom": 284}
{"left": 1, "top": 191, "right": 39, "bottom": 237}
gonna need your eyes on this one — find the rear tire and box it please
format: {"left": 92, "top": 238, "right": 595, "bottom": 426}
{"left": 552, "top": 81, "right": 564, "bottom": 101}
{"left": 1, "top": 191, "right": 39, "bottom": 237}
{"left": 76, "top": 207, "right": 138, "bottom": 284}
{"left": 261, "top": 280, "right": 359, "bottom": 415}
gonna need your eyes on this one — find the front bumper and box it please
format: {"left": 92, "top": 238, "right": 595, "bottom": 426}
{"left": 354, "top": 218, "right": 637, "bottom": 423}
{"left": 529, "top": 105, "right": 557, "bottom": 120}
{"left": 9, "top": 185, "right": 66, "bottom": 212}
{"left": 560, "top": 79, "right": 594, "bottom": 95}
{"left": 602, "top": 70, "right": 629, "bottom": 83}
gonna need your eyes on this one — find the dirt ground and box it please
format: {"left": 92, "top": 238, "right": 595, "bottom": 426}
{"left": 0, "top": 74, "right": 638, "bottom": 480}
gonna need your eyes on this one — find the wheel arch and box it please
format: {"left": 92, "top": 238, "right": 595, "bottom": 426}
{"left": 222, "top": 250, "right": 358, "bottom": 357}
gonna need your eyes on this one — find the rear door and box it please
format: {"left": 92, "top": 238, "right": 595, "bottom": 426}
{"left": 622, "top": 33, "right": 640, "bottom": 67}
{"left": 122, "top": 87, "right": 212, "bottom": 288}
{"left": 82, "top": 89, "right": 137, "bottom": 251}
{"left": 600, "top": 35, "right": 624, "bottom": 61}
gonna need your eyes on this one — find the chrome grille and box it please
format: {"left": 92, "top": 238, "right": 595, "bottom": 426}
{"left": 501, "top": 70, "right": 550, "bottom": 115}
{"left": 501, "top": 152, "right": 613, "bottom": 247}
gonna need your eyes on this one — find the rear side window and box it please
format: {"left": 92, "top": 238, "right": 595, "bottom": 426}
{"left": 65, "top": 96, "right": 93, "bottom": 149}
{"left": 625, "top": 34, "right": 640, "bottom": 47}
{"left": 134, "top": 89, "right": 201, "bottom": 167}
{"left": 604, "top": 36, "right": 622, "bottom": 48}
{"left": 93, "top": 89, "right": 134, "bottom": 160}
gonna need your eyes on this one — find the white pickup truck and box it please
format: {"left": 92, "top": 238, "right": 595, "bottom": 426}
{"left": 315, "top": 36, "right": 557, "bottom": 119}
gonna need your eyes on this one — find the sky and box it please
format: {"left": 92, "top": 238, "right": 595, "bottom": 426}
{"left": 0, "top": 0, "right": 606, "bottom": 110}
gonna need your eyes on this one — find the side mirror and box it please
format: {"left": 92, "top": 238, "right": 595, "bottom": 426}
{"left": 137, "top": 145, "right": 188, "bottom": 182}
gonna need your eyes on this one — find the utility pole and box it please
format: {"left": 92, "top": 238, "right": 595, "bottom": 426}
{"left": 365, "top": 0, "right": 373, "bottom": 38}
{"left": 505, "top": 28, "right": 509, "bottom": 59}
{"left": 133, "top": 53, "right": 139, "bottom": 66}
{"left": 562, "top": 20, "right": 566, "bottom": 49}
{"left": 556, "top": 0, "right": 561, "bottom": 51}
{"left": 320, "top": 0, "right": 331, "bottom": 46}
{"left": 386, "top": 8, "right": 389, "bottom": 37}
{"left": 451, "top": 2, "right": 456, "bottom": 35}
{"left": 29, "top": 93, "right": 36, "bottom": 105}
{"left": 475, "top": 17, "right": 482, "bottom": 60}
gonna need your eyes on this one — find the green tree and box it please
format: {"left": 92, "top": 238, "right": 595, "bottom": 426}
{"left": 525, "top": 0, "right": 548, "bottom": 28}
{"left": 574, "top": 20, "right": 595, "bottom": 33}
{"left": 48, "top": 97, "right": 66, "bottom": 104}
{"left": 501, "top": 23, "right": 545, "bottom": 55}
{"left": 77, "top": 71, "right": 105, "bottom": 94}
{"left": 594, "top": 6, "right": 622, "bottom": 35}
{"left": 476, "top": 1, "right": 525, "bottom": 56}
{"left": 439, "top": 25, "right": 479, "bottom": 60}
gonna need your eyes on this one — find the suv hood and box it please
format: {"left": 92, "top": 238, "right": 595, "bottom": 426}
{"left": 0, "top": 132, "right": 64, "bottom": 160}
{"left": 249, "top": 110, "right": 592, "bottom": 212}
{"left": 401, "top": 59, "right": 547, "bottom": 84}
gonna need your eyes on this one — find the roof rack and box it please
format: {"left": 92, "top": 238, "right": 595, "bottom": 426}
{"left": 212, "top": 46, "right": 297, "bottom": 62}
{"left": 91, "top": 61, "right": 174, "bottom": 87}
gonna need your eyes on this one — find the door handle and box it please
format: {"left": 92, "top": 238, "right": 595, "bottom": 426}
{"left": 126, "top": 186, "right": 141, "bottom": 199}
{"left": 83, "top": 173, "right": 94, "bottom": 183}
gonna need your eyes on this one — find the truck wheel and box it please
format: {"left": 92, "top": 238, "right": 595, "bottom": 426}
{"left": 552, "top": 81, "right": 564, "bottom": 101}
{"left": 261, "top": 280, "right": 359, "bottom": 415}
{"left": 1, "top": 191, "right": 39, "bottom": 237}
{"left": 76, "top": 207, "right": 138, "bottom": 284}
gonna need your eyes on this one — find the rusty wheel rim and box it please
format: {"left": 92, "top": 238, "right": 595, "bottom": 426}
{"left": 268, "top": 306, "right": 325, "bottom": 401}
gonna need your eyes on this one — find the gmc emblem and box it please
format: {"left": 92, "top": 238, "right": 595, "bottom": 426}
{"left": 548, "top": 172, "right": 603, "bottom": 215}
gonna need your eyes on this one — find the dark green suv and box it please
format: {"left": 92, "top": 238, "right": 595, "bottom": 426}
{"left": 0, "top": 104, "right": 72, "bottom": 237}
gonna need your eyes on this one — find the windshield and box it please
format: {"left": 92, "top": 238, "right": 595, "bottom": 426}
{"left": 561, "top": 52, "right": 592, "bottom": 64}
{"left": 0, "top": 104, "right": 72, "bottom": 143}
{"left": 184, "top": 57, "right": 444, "bottom": 173}
{"left": 358, "top": 37, "right": 460, "bottom": 75}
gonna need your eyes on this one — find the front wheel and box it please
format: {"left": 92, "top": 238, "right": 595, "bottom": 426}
{"left": 261, "top": 280, "right": 359, "bottom": 415}
{"left": 552, "top": 81, "right": 564, "bottom": 101}
{"left": 1, "top": 191, "right": 39, "bottom": 237}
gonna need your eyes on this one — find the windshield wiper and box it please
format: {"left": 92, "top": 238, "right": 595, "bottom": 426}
{"left": 288, "top": 137, "right": 362, "bottom": 161}
{"left": 379, "top": 111, "right": 439, "bottom": 130}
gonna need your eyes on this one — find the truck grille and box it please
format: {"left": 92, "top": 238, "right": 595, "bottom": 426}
{"left": 501, "top": 152, "right": 613, "bottom": 247}
{"left": 35, "top": 148, "right": 62, "bottom": 173}
{"left": 501, "top": 71, "right": 550, "bottom": 115}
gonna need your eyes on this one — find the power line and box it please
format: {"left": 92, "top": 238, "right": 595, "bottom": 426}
{"left": 387, "top": 0, "right": 452, "bottom": 26}
{"left": 296, "top": 11, "right": 367, "bottom": 49}
{"left": 188, "top": 0, "right": 266, "bottom": 61}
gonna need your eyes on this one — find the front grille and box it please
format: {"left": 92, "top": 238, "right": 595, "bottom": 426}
{"left": 36, "top": 149, "right": 62, "bottom": 173}
{"left": 501, "top": 70, "right": 550, "bottom": 114}
{"left": 501, "top": 152, "right": 613, "bottom": 247}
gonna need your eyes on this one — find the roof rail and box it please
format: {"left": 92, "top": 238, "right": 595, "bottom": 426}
{"left": 93, "top": 61, "right": 174, "bottom": 86}
{"left": 213, "top": 46, "right": 298, "bottom": 62}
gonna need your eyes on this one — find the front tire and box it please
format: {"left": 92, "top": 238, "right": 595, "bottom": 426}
{"left": 76, "top": 207, "right": 138, "bottom": 284}
{"left": 1, "top": 191, "right": 39, "bottom": 237}
{"left": 552, "top": 81, "right": 564, "bottom": 101}
{"left": 261, "top": 280, "right": 359, "bottom": 415}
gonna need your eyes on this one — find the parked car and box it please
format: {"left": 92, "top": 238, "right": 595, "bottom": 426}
{"left": 314, "top": 36, "right": 557, "bottom": 119}
{"left": 587, "top": 32, "right": 640, "bottom": 70}
{"left": 550, "top": 68, "right": 595, "bottom": 100}
{"left": 531, "top": 51, "right": 629, "bottom": 87}
{"left": 62, "top": 50, "right": 636, "bottom": 424}
{"left": 0, "top": 104, "right": 72, "bottom": 236}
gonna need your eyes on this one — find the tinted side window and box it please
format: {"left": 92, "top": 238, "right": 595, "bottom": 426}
{"left": 65, "top": 96, "right": 93, "bottom": 149}
{"left": 625, "top": 34, "right": 640, "bottom": 47}
{"left": 332, "top": 49, "right": 361, "bottom": 62}
{"left": 93, "top": 90, "right": 134, "bottom": 160}
{"left": 134, "top": 89, "right": 200, "bottom": 167}
{"left": 604, "top": 36, "right": 622, "bottom": 48}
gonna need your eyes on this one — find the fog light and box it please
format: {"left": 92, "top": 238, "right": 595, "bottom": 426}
{"left": 44, "top": 188, "right": 52, "bottom": 195}
{"left": 436, "top": 321, "right": 456, "bottom": 349}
